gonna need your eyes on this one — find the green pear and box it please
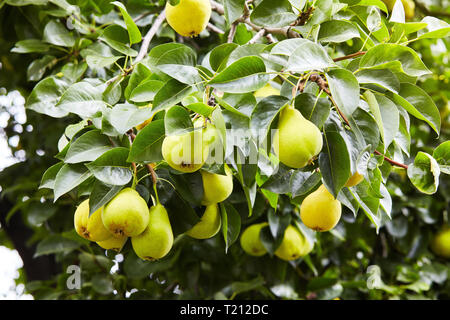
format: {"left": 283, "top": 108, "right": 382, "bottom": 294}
{"left": 131, "top": 204, "right": 174, "bottom": 261}
{"left": 273, "top": 105, "right": 323, "bottom": 169}
{"left": 200, "top": 165, "right": 233, "bottom": 205}
{"left": 431, "top": 226, "right": 450, "bottom": 259}
{"left": 162, "top": 129, "right": 210, "bottom": 173}
{"left": 186, "top": 204, "right": 222, "bottom": 239}
{"left": 102, "top": 188, "right": 150, "bottom": 238}
{"left": 97, "top": 236, "right": 128, "bottom": 252}
{"left": 74, "top": 199, "right": 111, "bottom": 242}
{"left": 300, "top": 184, "right": 342, "bottom": 232}
{"left": 240, "top": 222, "right": 269, "bottom": 257}
{"left": 274, "top": 225, "right": 313, "bottom": 261}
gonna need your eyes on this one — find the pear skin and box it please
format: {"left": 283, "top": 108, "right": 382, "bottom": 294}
{"left": 186, "top": 204, "right": 222, "bottom": 239}
{"left": 201, "top": 165, "right": 233, "bottom": 205}
{"left": 345, "top": 172, "right": 364, "bottom": 187}
{"left": 165, "top": 0, "right": 211, "bottom": 37}
{"left": 240, "top": 223, "right": 269, "bottom": 257}
{"left": 74, "top": 199, "right": 111, "bottom": 242}
{"left": 97, "top": 236, "right": 128, "bottom": 252}
{"left": 431, "top": 227, "right": 450, "bottom": 258}
{"left": 274, "top": 225, "right": 313, "bottom": 261}
{"left": 102, "top": 188, "right": 150, "bottom": 238}
{"left": 254, "top": 83, "right": 280, "bottom": 98}
{"left": 131, "top": 204, "right": 174, "bottom": 261}
{"left": 300, "top": 185, "right": 342, "bottom": 232}
{"left": 273, "top": 106, "right": 323, "bottom": 169}
{"left": 162, "top": 129, "right": 210, "bottom": 173}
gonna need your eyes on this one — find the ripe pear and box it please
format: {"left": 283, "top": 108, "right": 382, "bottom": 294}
{"left": 165, "top": 0, "right": 211, "bottom": 37}
{"left": 102, "top": 188, "right": 150, "bottom": 238}
{"left": 131, "top": 204, "right": 174, "bottom": 261}
{"left": 97, "top": 236, "right": 128, "bottom": 252}
{"left": 345, "top": 171, "right": 364, "bottom": 187}
{"left": 201, "top": 165, "right": 233, "bottom": 205}
{"left": 254, "top": 83, "right": 280, "bottom": 98}
{"left": 74, "top": 199, "right": 111, "bottom": 242}
{"left": 430, "top": 227, "right": 450, "bottom": 259}
{"left": 240, "top": 223, "right": 269, "bottom": 257}
{"left": 162, "top": 129, "right": 210, "bottom": 173}
{"left": 186, "top": 204, "right": 222, "bottom": 239}
{"left": 274, "top": 225, "right": 313, "bottom": 261}
{"left": 300, "top": 185, "right": 342, "bottom": 232}
{"left": 273, "top": 105, "right": 323, "bottom": 169}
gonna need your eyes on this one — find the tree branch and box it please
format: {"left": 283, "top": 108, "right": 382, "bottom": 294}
{"left": 207, "top": 22, "right": 225, "bottom": 34}
{"left": 134, "top": 10, "right": 166, "bottom": 64}
{"left": 333, "top": 51, "right": 366, "bottom": 62}
{"left": 374, "top": 150, "right": 409, "bottom": 169}
{"left": 414, "top": 1, "right": 450, "bottom": 18}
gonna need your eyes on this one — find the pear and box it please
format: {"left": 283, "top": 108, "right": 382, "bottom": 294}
{"left": 162, "top": 129, "right": 210, "bottom": 173}
{"left": 186, "top": 204, "right": 222, "bottom": 239}
{"left": 345, "top": 171, "right": 364, "bottom": 187}
{"left": 254, "top": 83, "right": 280, "bottom": 98}
{"left": 102, "top": 188, "right": 150, "bottom": 238}
{"left": 430, "top": 227, "right": 450, "bottom": 259}
{"left": 200, "top": 165, "right": 233, "bottom": 205}
{"left": 300, "top": 184, "right": 342, "bottom": 232}
{"left": 165, "top": 0, "right": 211, "bottom": 37}
{"left": 135, "top": 104, "right": 154, "bottom": 131}
{"left": 382, "top": 0, "right": 415, "bottom": 20}
{"left": 273, "top": 105, "right": 323, "bottom": 169}
{"left": 97, "top": 236, "right": 128, "bottom": 252}
{"left": 240, "top": 223, "right": 269, "bottom": 257}
{"left": 131, "top": 204, "right": 174, "bottom": 261}
{"left": 74, "top": 199, "right": 111, "bottom": 242}
{"left": 274, "top": 225, "right": 313, "bottom": 261}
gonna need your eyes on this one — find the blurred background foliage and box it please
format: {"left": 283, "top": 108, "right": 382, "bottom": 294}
{"left": 0, "top": 0, "right": 449, "bottom": 300}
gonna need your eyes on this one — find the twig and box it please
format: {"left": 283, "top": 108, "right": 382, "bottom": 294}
{"left": 134, "top": 10, "right": 166, "bottom": 64}
{"left": 146, "top": 164, "right": 158, "bottom": 186}
{"left": 374, "top": 150, "right": 409, "bottom": 169}
{"left": 333, "top": 51, "right": 366, "bottom": 62}
{"left": 227, "top": 22, "right": 238, "bottom": 43}
{"left": 248, "top": 29, "right": 266, "bottom": 44}
{"left": 414, "top": 1, "right": 450, "bottom": 18}
{"left": 266, "top": 33, "right": 276, "bottom": 43}
{"left": 207, "top": 22, "right": 225, "bottom": 34}
{"left": 210, "top": 0, "right": 224, "bottom": 15}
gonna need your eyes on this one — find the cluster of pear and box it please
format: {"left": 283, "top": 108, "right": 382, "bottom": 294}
{"left": 165, "top": 0, "right": 212, "bottom": 37}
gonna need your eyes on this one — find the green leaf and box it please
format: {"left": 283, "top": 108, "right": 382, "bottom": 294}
{"left": 318, "top": 20, "right": 360, "bottom": 43}
{"left": 86, "top": 148, "right": 132, "bottom": 186}
{"left": 125, "top": 63, "right": 152, "bottom": 101}
{"left": 129, "top": 80, "right": 164, "bottom": 103}
{"left": 294, "top": 93, "right": 330, "bottom": 129}
{"left": 360, "top": 44, "right": 431, "bottom": 77}
{"left": 39, "top": 162, "right": 64, "bottom": 190}
{"left": 27, "top": 55, "right": 57, "bottom": 81}
{"left": 290, "top": 171, "right": 322, "bottom": 198}
{"left": 356, "top": 69, "right": 400, "bottom": 93}
{"left": 112, "top": 1, "right": 142, "bottom": 44}
{"left": 326, "top": 68, "right": 360, "bottom": 118}
{"left": 153, "top": 79, "right": 194, "bottom": 111}
{"left": 251, "top": 0, "right": 297, "bottom": 28}
{"left": 102, "top": 104, "right": 155, "bottom": 136}
{"left": 43, "top": 20, "right": 75, "bottom": 47}
{"left": 169, "top": 171, "right": 203, "bottom": 206}
{"left": 184, "top": 102, "right": 214, "bottom": 117}
{"left": 209, "top": 43, "right": 239, "bottom": 71}
{"left": 250, "top": 96, "right": 290, "bottom": 140}
{"left": 128, "top": 119, "right": 165, "bottom": 163}
{"left": 11, "top": 39, "right": 50, "bottom": 53}
{"left": 417, "top": 16, "right": 450, "bottom": 40}
{"left": 99, "top": 25, "right": 138, "bottom": 57}
{"left": 164, "top": 105, "right": 193, "bottom": 136}
{"left": 89, "top": 180, "right": 123, "bottom": 216}
{"left": 64, "top": 130, "right": 113, "bottom": 163}
{"left": 319, "top": 126, "right": 351, "bottom": 198}
{"left": 347, "top": 108, "right": 380, "bottom": 153}
{"left": 223, "top": 0, "right": 245, "bottom": 25}
{"left": 26, "top": 76, "right": 69, "bottom": 118}
{"left": 208, "top": 56, "right": 270, "bottom": 93}
{"left": 220, "top": 203, "right": 241, "bottom": 253}
{"left": 407, "top": 152, "right": 440, "bottom": 195}
{"left": 390, "top": 83, "right": 441, "bottom": 135}
{"left": 433, "top": 141, "right": 450, "bottom": 175}
{"left": 91, "top": 274, "right": 114, "bottom": 295}
{"left": 35, "top": 235, "right": 81, "bottom": 257}
{"left": 86, "top": 55, "right": 122, "bottom": 69}
{"left": 287, "top": 40, "right": 335, "bottom": 73}
{"left": 53, "top": 164, "right": 93, "bottom": 201}
{"left": 57, "top": 81, "right": 107, "bottom": 118}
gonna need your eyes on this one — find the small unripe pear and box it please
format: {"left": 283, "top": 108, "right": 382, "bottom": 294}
{"left": 274, "top": 225, "right": 313, "bottom": 261}
{"left": 102, "top": 188, "right": 150, "bottom": 238}
{"left": 131, "top": 204, "right": 174, "bottom": 261}
{"left": 430, "top": 227, "right": 450, "bottom": 259}
{"left": 186, "top": 204, "right": 222, "bottom": 239}
{"left": 165, "top": 0, "right": 212, "bottom": 37}
{"left": 97, "top": 236, "right": 128, "bottom": 252}
{"left": 74, "top": 199, "right": 111, "bottom": 242}
{"left": 273, "top": 106, "right": 323, "bottom": 169}
{"left": 345, "top": 172, "right": 364, "bottom": 187}
{"left": 300, "top": 185, "right": 342, "bottom": 232}
{"left": 162, "top": 129, "right": 210, "bottom": 173}
{"left": 201, "top": 165, "right": 233, "bottom": 205}
{"left": 240, "top": 223, "right": 269, "bottom": 257}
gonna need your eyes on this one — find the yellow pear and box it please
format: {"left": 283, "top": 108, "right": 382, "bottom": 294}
{"left": 74, "top": 199, "right": 111, "bottom": 242}
{"left": 345, "top": 171, "right": 364, "bottom": 187}
{"left": 97, "top": 236, "right": 128, "bottom": 252}
{"left": 165, "top": 0, "right": 211, "bottom": 37}
{"left": 240, "top": 222, "right": 269, "bottom": 257}
{"left": 162, "top": 129, "right": 210, "bottom": 173}
{"left": 131, "top": 204, "right": 174, "bottom": 261}
{"left": 186, "top": 204, "right": 222, "bottom": 239}
{"left": 274, "top": 225, "right": 313, "bottom": 261}
{"left": 135, "top": 104, "right": 154, "bottom": 131}
{"left": 273, "top": 105, "right": 323, "bottom": 169}
{"left": 254, "top": 83, "right": 280, "bottom": 98}
{"left": 300, "top": 184, "right": 342, "bottom": 232}
{"left": 430, "top": 227, "right": 450, "bottom": 258}
{"left": 102, "top": 188, "right": 150, "bottom": 238}
{"left": 200, "top": 165, "right": 233, "bottom": 205}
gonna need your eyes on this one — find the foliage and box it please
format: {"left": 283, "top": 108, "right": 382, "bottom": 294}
{"left": 0, "top": 0, "right": 449, "bottom": 300}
